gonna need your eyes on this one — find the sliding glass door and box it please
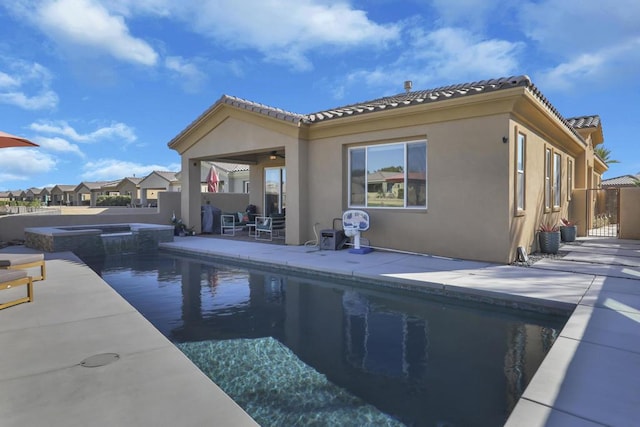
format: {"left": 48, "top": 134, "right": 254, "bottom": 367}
{"left": 264, "top": 167, "right": 286, "bottom": 216}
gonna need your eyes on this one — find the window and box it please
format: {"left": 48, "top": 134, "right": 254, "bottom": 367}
{"left": 567, "top": 158, "right": 573, "bottom": 201}
{"left": 544, "top": 148, "right": 551, "bottom": 210}
{"left": 349, "top": 140, "right": 427, "bottom": 209}
{"left": 516, "top": 133, "right": 526, "bottom": 211}
{"left": 553, "top": 152, "right": 561, "bottom": 208}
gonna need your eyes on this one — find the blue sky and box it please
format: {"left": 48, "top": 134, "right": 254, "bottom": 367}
{"left": 0, "top": 0, "right": 638, "bottom": 191}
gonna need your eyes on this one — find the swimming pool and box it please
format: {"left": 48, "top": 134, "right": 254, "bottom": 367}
{"left": 81, "top": 251, "right": 567, "bottom": 426}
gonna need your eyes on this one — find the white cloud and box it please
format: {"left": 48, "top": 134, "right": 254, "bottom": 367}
{"left": 536, "top": 37, "right": 640, "bottom": 91}
{"left": 189, "top": 0, "right": 400, "bottom": 70}
{"left": 80, "top": 159, "right": 180, "bottom": 180}
{"left": 34, "top": 136, "right": 85, "bottom": 157}
{"left": 430, "top": 0, "right": 510, "bottom": 29}
{"left": 0, "top": 148, "right": 58, "bottom": 182}
{"left": 519, "top": 0, "right": 640, "bottom": 54}
{"left": 335, "top": 26, "right": 523, "bottom": 97}
{"left": 12, "top": 0, "right": 158, "bottom": 66}
{"left": 518, "top": 0, "right": 640, "bottom": 90}
{"left": 164, "top": 56, "right": 207, "bottom": 93}
{"left": 0, "top": 59, "right": 58, "bottom": 110}
{"left": 29, "top": 120, "right": 137, "bottom": 143}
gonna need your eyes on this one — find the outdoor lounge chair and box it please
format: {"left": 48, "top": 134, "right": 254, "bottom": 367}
{"left": 0, "top": 270, "right": 34, "bottom": 310}
{"left": 0, "top": 253, "right": 46, "bottom": 281}
{"left": 255, "top": 214, "right": 285, "bottom": 241}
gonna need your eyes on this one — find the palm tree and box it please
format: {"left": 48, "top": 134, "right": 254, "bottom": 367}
{"left": 594, "top": 146, "right": 619, "bottom": 165}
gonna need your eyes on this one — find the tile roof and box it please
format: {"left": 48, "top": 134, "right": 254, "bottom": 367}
{"left": 153, "top": 171, "right": 179, "bottom": 182}
{"left": 169, "top": 75, "right": 590, "bottom": 147}
{"left": 566, "top": 115, "right": 600, "bottom": 129}
{"left": 220, "top": 95, "right": 306, "bottom": 123}
{"left": 76, "top": 181, "right": 109, "bottom": 190}
{"left": 306, "top": 75, "right": 532, "bottom": 122}
{"left": 602, "top": 174, "right": 640, "bottom": 187}
{"left": 52, "top": 185, "right": 76, "bottom": 192}
{"left": 122, "top": 177, "right": 143, "bottom": 184}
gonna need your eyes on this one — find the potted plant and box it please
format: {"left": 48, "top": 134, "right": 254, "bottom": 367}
{"left": 538, "top": 223, "right": 561, "bottom": 254}
{"left": 560, "top": 218, "right": 577, "bottom": 242}
{"left": 170, "top": 213, "right": 187, "bottom": 236}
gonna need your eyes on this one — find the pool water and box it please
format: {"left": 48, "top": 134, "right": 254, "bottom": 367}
{"left": 81, "top": 251, "right": 568, "bottom": 427}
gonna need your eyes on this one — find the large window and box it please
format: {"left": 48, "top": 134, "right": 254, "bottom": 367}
{"left": 544, "top": 148, "right": 551, "bottom": 210}
{"left": 553, "top": 152, "right": 561, "bottom": 208}
{"left": 516, "top": 133, "right": 526, "bottom": 211}
{"left": 349, "top": 140, "right": 427, "bottom": 209}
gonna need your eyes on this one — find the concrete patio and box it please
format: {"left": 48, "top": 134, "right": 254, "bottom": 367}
{"left": 1, "top": 236, "right": 639, "bottom": 426}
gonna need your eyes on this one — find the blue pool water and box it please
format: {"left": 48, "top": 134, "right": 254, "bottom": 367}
{"left": 81, "top": 251, "right": 567, "bottom": 427}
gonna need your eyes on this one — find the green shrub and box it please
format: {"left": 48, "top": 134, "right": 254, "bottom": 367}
{"left": 96, "top": 195, "right": 132, "bottom": 206}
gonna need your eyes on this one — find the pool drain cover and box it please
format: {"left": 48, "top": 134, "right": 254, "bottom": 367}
{"left": 80, "top": 353, "right": 120, "bottom": 368}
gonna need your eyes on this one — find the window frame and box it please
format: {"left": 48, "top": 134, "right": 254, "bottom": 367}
{"left": 567, "top": 158, "right": 573, "bottom": 201}
{"left": 544, "top": 147, "right": 552, "bottom": 211}
{"left": 515, "top": 132, "right": 526, "bottom": 214}
{"left": 348, "top": 139, "right": 427, "bottom": 210}
{"left": 553, "top": 152, "right": 562, "bottom": 209}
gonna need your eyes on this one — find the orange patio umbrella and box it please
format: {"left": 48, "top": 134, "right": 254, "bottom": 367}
{"left": 0, "top": 131, "right": 38, "bottom": 148}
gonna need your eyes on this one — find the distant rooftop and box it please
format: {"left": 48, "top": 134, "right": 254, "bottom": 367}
{"left": 602, "top": 174, "right": 640, "bottom": 187}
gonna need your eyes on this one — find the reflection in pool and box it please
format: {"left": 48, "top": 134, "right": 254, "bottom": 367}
{"left": 82, "top": 251, "right": 567, "bottom": 427}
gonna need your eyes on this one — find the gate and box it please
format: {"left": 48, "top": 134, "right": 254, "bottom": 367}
{"left": 586, "top": 188, "right": 620, "bottom": 237}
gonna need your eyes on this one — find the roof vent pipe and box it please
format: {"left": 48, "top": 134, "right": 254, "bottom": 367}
{"left": 404, "top": 80, "right": 412, "bottom": 93}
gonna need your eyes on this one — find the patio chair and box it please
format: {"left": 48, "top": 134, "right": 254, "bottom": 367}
{"left": 0, "top": 270, "right": 34, "bottom": 310}
{"left": 0, "top": 253, "right": 46, "bottom": 281}
{"left": 255, "top": 214, "right": 285, "bottom": 241}
{"left": 254, "top": 216, "right": 273, "bottom": 241}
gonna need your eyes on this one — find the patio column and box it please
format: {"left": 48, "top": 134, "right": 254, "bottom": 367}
{"left": 182, "top": 157, "right": 202, "bottom": 233}
{"left": 283, "top": 139, "right": 308, "bottom": 245}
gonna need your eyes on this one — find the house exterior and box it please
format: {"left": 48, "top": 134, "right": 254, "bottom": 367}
{"left": 50, "top": 185, "right": 76, "bottom": 205}
{"left": 168, "top": 75, "right": 607, "bottom": 264}
{"left": 176, "top": 161, "right": 251, "bottom": 194}
{"left": 25, "top": 187, "right": 50, "bottom": 204}
{"left": 138, "top": 171, "right": 180, "bottom": 207}
{"left": 115, "top": 177, "right": 143, "bottom": 204}
{"left": 74, "top": 181, "right": 110, "bottom": 206}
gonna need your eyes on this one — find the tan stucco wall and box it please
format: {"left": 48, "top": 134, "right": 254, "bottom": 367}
{"left": 0, "top": 192, "right": 181, "bottom": 242}
{"left": 508, "top": 120, "right": 575, "bottom": 257}
{"left": 201, "top": 193, "right": 250, "bottom": 214}
{"left": 180, "top": 115, "right": 299, "bottom": 238}
{"left": 620, "top": 187, "right": 640, "bottom": 239}
{"left": 305, "top": 114, "right": 513, "bottom": 263}
{"left": 169, "top": 88, "right": 602, "bottom": 264}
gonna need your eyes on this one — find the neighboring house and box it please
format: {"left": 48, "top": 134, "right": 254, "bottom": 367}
{"left": 602, "top": 174, "right": 640, "bottom": 188}
{"left": 100, "top": 180, "right": 121, "bottom": 197}
{"left": 116, "top": 177, "right": 143, "bottom": 204}
{"left": 9, "top": 190, "right": 26, "bottom": 202}
{"left": 74, "top": 181, "right": 110, "bottom": 206}
{"left": 0, "top": 191, "right": 11, "bottom": 202}
{"left": 176, "top": 161, "right": 251, "bottom": 193}
{"left": 50, "top": 185, "right": 76, "bottom": 205}
{"left": 26, "top": 187, "right": 50, "bottom": 205}
{"left": 168, "top": 75, "right": 607, "bottom": 263}
{"left": 138, "top": 171, "right": 180, "bottom": 207}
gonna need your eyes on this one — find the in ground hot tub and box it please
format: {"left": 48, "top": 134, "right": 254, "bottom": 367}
{"left": 25, "top": 223, "right": 174, "bottom": 256}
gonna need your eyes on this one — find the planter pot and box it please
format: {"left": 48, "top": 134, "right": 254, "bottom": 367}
{"left": 539, "top": 231, "right": 561, "bottom": 254}
{"left": 560, "top": 225, "right": 577, "bottom": 242}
